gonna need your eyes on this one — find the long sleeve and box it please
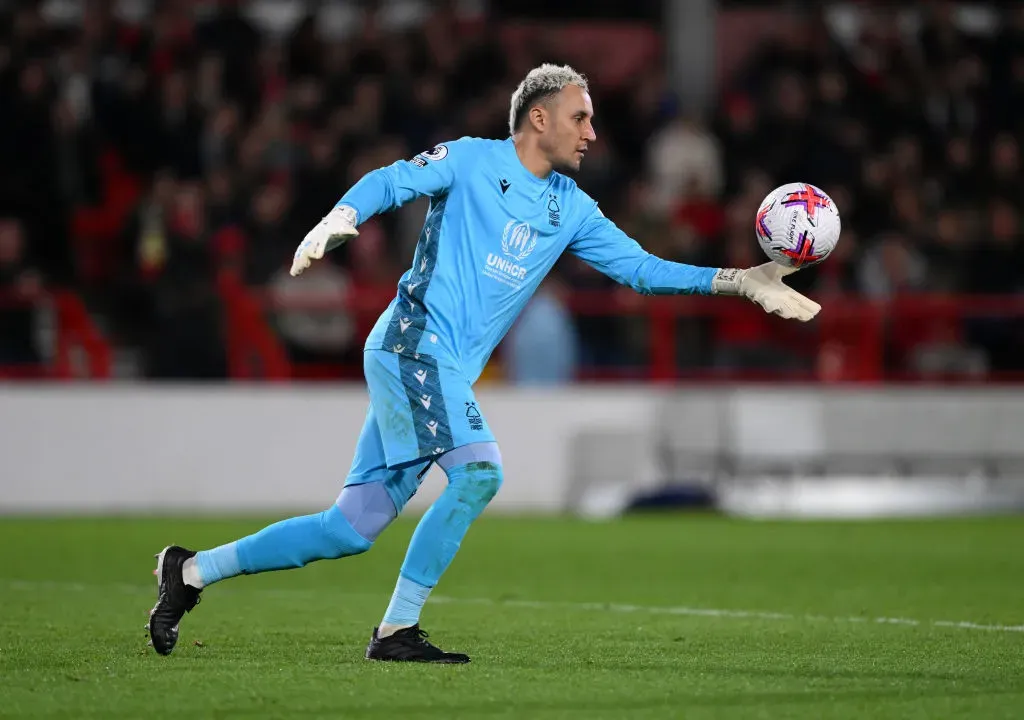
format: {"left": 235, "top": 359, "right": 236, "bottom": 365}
{"left": 568, "top": 202, "right": 717, "bottom": 295}
{"left": 335, "top": 137, "right": 481, "bottom": 223}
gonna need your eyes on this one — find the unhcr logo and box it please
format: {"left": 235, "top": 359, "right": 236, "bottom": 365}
{"left": 501, "top": 220, "right": 538, "bottom": 262}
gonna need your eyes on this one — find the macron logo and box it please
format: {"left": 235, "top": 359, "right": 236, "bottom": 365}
{"left": 499, "top": 178, "right": 511, "bottom": 194}
{"left": 399, "top": 317, "right": 412, "bottom": 333}
{"left": 425, "top": 419, "right": 438, "bottom": 437}
{"left": 419, "top": 394, "right": 432, "bottom": 410}
{"left": 414, "top": 369, "right": 428, "bottom": 385}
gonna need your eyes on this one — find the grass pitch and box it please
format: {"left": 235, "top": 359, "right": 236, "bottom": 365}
{"left": 1, "top": 514, "right": 1022, "bottom": 719}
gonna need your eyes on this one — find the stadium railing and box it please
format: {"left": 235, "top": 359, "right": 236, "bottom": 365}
{"left": 245, "top": 286, "right": 1024, "bottom": 384}
{"left": 0, "top": 290, "right": 112, "bottom": 380}
{"left": 218, "top": 270, "right": 291, "bottom": 381}
{"left": 4, "top": 286, "right": 1020, "bottom": 384}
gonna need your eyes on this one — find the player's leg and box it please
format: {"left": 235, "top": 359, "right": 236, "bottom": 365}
{"left": 365, "top": 356, "right": 501, "bottom": 664}
{"left": 147, "top": 405, "right": 389, "bottom": 656}
{"left": 365, "top": 443, "right": 501, "bottom": 664}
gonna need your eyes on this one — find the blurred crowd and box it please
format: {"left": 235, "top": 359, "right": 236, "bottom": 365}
{"left": 0, "top": 1, "right": 1022, "bottom": 380}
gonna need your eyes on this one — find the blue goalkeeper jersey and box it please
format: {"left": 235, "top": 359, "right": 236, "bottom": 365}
{"left": 338, "top": 136, "right": 717, "bottom": 383}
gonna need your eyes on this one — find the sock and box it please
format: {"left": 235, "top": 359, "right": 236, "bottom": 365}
{"left": 192, "top": 505, "right": 372, "bottom": 587}
{"left": 379, "top": 461, "right": 502, "bottom": 632}
{"left": 190, "top": 545, "right": 239, "bottom": 588}
{"left": 181, "top": 557, "right": 203, "bottom": 588}
{"left": 379, "top": 575, "right": 433, "bottom": 637}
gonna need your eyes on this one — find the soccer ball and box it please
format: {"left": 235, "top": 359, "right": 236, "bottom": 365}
{"left": 754, "top": 182, "right": 841, "bottom": 269}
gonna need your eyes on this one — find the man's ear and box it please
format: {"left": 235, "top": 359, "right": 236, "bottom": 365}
{"left": 528, "top": 105, "right": 547, "bottom": 132}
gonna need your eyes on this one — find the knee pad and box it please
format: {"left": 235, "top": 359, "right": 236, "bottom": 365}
{"left": 446, "top": 461, "right": 503, "bottom": 510}
{"left": 321, "top": 504, "right": 373, "bottom": 557}
{"left": 336, "top": 482, "right": 398, "bottom": 544}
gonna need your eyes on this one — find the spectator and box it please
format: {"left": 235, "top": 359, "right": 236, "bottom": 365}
{"left": 505, "top": 277, "right": 579, "bottom": 385}
{"left": 141, "top": 182, "right": 227, "bottom": 379}
{"left": 243, "top": 181, "right": 297, "bottom": 286}
{"left": 268, "top": 260, "right": 354, "bottom": 365}
{"left": 857, "top": 232, "right": 929, "bottom": 299}
{"left": 645, "top": 115, "right": 723, "bottom": 214}
{"left": 0, "top": 2, "right": 1022, "bottom": 382}
{"left": 0, "top": 219, "right": 44, "bottom": 367}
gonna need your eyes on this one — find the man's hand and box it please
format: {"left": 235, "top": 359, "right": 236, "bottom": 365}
{"left": 290, "top": 205, "right": 359, "bottom": 277}
{"left": 711, "top": 262, "right": 821, "bottom": 322}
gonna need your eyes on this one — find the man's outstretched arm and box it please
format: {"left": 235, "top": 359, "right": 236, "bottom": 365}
{"left": 290, "top": 139, "right": 479, "bottom": 276}
{"left": 568, "top": 203, "right": 820, "bottom": 321}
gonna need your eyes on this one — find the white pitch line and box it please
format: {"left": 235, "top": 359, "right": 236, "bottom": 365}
{"left": 430, "top": 595, "right": 1024, "bottom": 634}
{"left": 3, "top": 579, "right": 1023, "bottom": 634}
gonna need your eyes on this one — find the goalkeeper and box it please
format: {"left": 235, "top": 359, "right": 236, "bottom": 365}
{"left": 148, "top": 64, "right": 819, "bottom": 663}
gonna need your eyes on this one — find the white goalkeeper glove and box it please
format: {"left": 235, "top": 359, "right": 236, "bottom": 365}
{"left": 289, "top": 205, "right": 359, "bottom": 277}
{"left": 711, "top": 262, "right": 821, "bottom": 322}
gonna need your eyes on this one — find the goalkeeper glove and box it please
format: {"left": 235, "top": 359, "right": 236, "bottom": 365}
{"left": 289, "top": 205, "right": 359, "bottom": 277}
{"left": 711, "top": 262, "right": 821, "bottom": 322}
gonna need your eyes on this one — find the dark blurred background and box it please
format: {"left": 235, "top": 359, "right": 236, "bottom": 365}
{"left": 1, "top": 0, "right": 1022, "bottom": 384}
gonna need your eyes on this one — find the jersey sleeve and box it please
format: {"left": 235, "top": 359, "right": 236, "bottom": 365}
{"left": 335, "top": 137, "right": 480, "bottom": 223}
{"left": 568, "top": 199, "right": 717, "bottom": 295}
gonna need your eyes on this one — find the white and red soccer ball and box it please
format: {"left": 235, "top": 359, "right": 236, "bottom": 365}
{"left": 754, "top": 182, "right": 841, "bottom": 269}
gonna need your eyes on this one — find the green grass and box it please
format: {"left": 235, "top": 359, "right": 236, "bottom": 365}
{"left": 1, "top": 514, "right": 1023, "bottom": 719}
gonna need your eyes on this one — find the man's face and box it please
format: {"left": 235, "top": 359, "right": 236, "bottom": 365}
{"left": 538, "top": 84, "right": 596, "bottom": 175}
{"left": 0, "top": 220, "right": 24, "bottom": 265}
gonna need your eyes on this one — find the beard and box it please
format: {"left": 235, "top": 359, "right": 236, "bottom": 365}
{"left": 551, "top": 153, "right": 582, "bottom": 175}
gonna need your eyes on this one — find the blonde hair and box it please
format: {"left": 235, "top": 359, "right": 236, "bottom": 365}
{"left": 508, "top": 63, "right": 589, "bottom": 135}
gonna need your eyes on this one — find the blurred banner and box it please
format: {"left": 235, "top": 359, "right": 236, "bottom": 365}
{"left": 2, "top": 385, "right": 1023, "bottom": 517}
